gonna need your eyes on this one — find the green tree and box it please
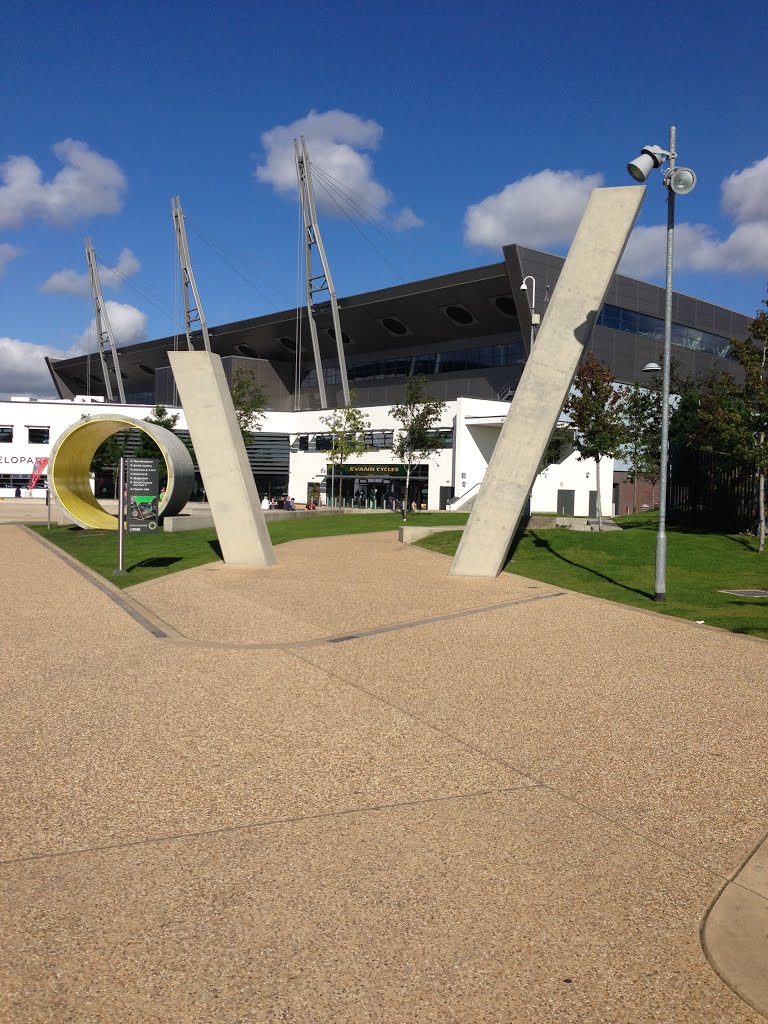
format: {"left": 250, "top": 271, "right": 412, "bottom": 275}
{"left": 389, "top": 376, "right": 447, "bottom": 520}
{"left": 320, "top": 390, "right": 371, "bottom": 507}
{"left": 730, "top": 306, "right": 768, "bottom": 552}
{"left": 90, "top": 429, "right": 131, "bottom": 498}
{"left": 564, "top": 353, "right": 626, "bottom": 530}
{"left": 231, "top": 368, "right": 267, "bottom": 445}
{"left": 617, "top": 379, "right": 663, "bottom": 512}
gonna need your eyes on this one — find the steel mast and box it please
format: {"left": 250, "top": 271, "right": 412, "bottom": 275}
{"left": 85, "top": 239, "right": 126, "bottom": 404}
{"left": 295, "top": 136, "right": 350, "bottom": 407}
{"left": 171, "top": 195, "right": 211, "bottom": 352}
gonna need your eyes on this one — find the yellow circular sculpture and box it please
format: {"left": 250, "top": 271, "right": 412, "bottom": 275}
{"left": 49, "top": 414, "right": 195, "bottom": 530}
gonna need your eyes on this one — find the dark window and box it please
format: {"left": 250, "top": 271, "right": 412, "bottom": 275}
{"left": 597, "top": 303, "right": 731, "bottom": 359}
{"left": 315, "top": 434, "right": 333, "bottom": 451}
{"left": 494, "top": 295, "right": 518, "bottom": 317}
{"left": 0, "top": 426, "right": 12, "bottom": 443}
{"left": 443, "top": 304, "right": 476, "bottom": 326}
{"left": 298, "top": 435, "right": 309, "bottom": 451}
{"left": 28, "top": 427, "right": 50, "bottom": 444}
{"left": 379, "top": 317, "right": 409, "bottom": 336}
{"left": 413, "top": 355, "right": 437, "bottom": 375}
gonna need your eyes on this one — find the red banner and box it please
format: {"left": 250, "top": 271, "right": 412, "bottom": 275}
{"left": 29, "top": 457, "right": 49, "bottom": 491}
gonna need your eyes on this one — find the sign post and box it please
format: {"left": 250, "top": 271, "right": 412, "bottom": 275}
{"left": 126, "top": 457, "right": 160, "bottom": 534}
{"left": 114, "top": 457, "right": 127, "bottom": 576}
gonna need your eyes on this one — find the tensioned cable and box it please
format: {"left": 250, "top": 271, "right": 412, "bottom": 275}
{"left": 93, "top": 251, "right": 177, "bottom": 318}
{"left": 312, "top": 162, "right": 431, "bottom": 280}
{"left": 185, "top": 219, "right": 286, "bottom": 312}
{"left": 311, "top": 171, "right": 402, "bottom": 280}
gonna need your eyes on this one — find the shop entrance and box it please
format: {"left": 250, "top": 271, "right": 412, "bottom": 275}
{"left": 324, "top": 464, "right": 428, "bottom": 509}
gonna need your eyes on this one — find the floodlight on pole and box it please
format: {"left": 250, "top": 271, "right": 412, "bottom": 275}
{"left": 627, "top": 126, "right": 696, "bottom": 603}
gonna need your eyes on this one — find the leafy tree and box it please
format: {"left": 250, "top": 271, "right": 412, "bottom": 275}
{"left": 389, "top": 376, "right": 447, "bottom": 520}
{"left": 540, "top": 424, "right": 574, "bottom": 472}
{"left": 320, "top": 390, "right": 371, "bottom": 507}
{"left": 231, "top": 368, "right": 267, "bottom": 445}
{"left": 564, "top": 353, "right": 626, "bottom": 530}
{"left": 617, "top": 379, "right": 663, "bottom": 512}
{"left": 90, "top": 429, "right": 132, "bottom": 498}
{"left": 134, "top": 405, "right": 179, "bottom": 460}
{"left": 730, "top": 307, "right": 768, "bottom": 551}
{"left": 667, "top": 300, "right": 768, "bottom": 549}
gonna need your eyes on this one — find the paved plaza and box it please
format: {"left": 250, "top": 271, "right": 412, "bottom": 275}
{"left": 1, "top": 511, "right": 767, "bottom": 1022}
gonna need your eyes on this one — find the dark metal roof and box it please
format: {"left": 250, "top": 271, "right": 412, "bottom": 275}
{"left": 46, "top": 245, "right": 754, "bottom": 400}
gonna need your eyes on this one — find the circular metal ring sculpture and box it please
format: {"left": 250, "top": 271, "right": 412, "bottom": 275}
{"left": 49, "top": 414, "right": 195, "bottom": 530}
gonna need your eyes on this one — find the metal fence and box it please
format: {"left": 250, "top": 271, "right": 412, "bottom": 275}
{"left": 668, "top": 446, "right": 758, "bottom": 531}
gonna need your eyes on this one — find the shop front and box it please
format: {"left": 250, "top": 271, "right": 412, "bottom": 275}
{"left": 323, "top": 463, "right": 428, "bottom": 509}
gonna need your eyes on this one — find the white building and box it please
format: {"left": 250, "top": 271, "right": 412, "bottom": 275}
{"left": 0, "top": 395, "right": 611, "bottom": 517}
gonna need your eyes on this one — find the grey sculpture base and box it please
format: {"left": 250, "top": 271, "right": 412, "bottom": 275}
{"left": 169, "top": 351, "right": 276, "bottom": 567}
{"left": 450, "top": 185, "right": 645, "bottom": 578}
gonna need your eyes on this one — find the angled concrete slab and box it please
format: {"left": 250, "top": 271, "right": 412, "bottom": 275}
{"left": 168, "top": 351, "right": 275, "bottom": 567}
{"left": 451, "top": 186, "right": 645, "bottom": 578}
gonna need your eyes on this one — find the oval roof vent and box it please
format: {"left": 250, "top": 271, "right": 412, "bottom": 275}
{"left": 494, "top": 295, "right": 518, "bottom": 317}
{"left": 327, "top": 327, "right": 351, "bottom": 344}
{"left": 379, "top": 316, "right": 410, "bottom": 336}
{"left": 443, "top": 304, "right": 476, "bottom": 326}
{"left": 138, "top": 363, "right": 156, "bottom": 375}
{"left": 279, "top": 336, "right": 296, "bottom": 352}
{"left": 237, "top": 343, "right": 259, "bottom": 358}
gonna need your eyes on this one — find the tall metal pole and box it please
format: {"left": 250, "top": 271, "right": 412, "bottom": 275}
{"left": 85, "top": 238, "right": 126, "bottom": 403}
{"left": 171, "top": 196, "right": 212, "bottom": 353}
{"left": 114, "top": 457, "right": 127, "bottom": 576}
{"left": 294, "top": 136, "right": 350, "bottom": 407}
{"left": 654, "top": 125, "right": 676, "bottom": 602}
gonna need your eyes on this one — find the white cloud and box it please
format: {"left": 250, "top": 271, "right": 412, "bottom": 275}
{"left": 0, "top": 139, "right": 127, "bottom": 230}
{"left": 42, "top": 248, "right": 141, "bottom": 297}
{"left": 0, "top": 243, "right": 19, "bottom": 275}
{"left": 393, "top": 207, "right": 424, "bottom": 231}
{"left": 464, "top": 169, "right": 604, "bottom": 249}
{"left": 0, "top": 337, "right": 62, "bottom": 398}
{"left": 0, "top": 300, "right": 148, "bottom": 398}
{"left": 620, "top": 154, "right": 768, "bottom": 277}
{"left": 75, "top": 301, "right": 147, "bottom": 353}
{"left": 256, "top": 109, "right": 420, "bottom": 227}
{"left": 721, "top": 155, "right": 768, "bottom": 224}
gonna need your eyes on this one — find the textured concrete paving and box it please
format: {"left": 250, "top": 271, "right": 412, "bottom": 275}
{"left": 1, "top": 524, "right": 767, "bottom": 1022}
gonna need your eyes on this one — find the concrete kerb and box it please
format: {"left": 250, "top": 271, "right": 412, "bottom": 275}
{"left": 701, "top": 831, "right": 768, "bottom": 1019}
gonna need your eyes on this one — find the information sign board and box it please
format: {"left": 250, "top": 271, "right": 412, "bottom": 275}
{"left": 126, "top": 458, "right": 160, "bottom": 533}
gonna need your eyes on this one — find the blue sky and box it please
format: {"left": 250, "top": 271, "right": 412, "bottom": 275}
{"left": 2, "top": 0, "right": 767, "bottom": 396}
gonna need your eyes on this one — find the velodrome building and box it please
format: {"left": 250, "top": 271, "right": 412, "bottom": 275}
{"left": 1, "top": 244, "right": 753, "bottom": 515}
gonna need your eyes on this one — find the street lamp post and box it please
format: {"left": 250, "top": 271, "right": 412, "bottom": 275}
{"left": 520, "top": 276, "right": 541, "bottom": 352}
{"left": 627, "top": 126, "right": 696, "bottom": 602}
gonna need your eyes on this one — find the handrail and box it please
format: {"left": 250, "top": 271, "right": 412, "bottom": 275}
{"left": 446, "top": 482, "right": 481, "bottom": 510}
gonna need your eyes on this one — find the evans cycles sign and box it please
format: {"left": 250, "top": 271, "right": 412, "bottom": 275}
{"left": 334, "top": 464, "right": 407, "bottom": 477}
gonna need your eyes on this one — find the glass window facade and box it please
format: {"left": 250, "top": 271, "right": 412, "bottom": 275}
{"left": 27, "top": 427, "right": 50, "bottom": 444}
{"left": 597, "top": 304, "right": 731, "bottom": 359}
{"left": 0, "top": 426, "right": 13, "bottom": 443}
{"left": 302, "top": 339, "right": 522, "bottom": 388}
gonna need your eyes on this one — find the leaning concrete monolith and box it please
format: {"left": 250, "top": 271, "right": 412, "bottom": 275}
{"left": 169, "top": 350, "right": 276, "bottom": 567}
{"left": 450, "top": 185, "right": 645, "bottom": 578}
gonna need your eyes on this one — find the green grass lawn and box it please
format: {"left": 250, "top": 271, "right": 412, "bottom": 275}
{"left": 418, "top": 513, "right": 768, "bottom": 639}
{"left": 28, "top": 511, "right": 768, "bottom": 639}
{"left": 28, "top": 512, "right": 469, "bottom": 589}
